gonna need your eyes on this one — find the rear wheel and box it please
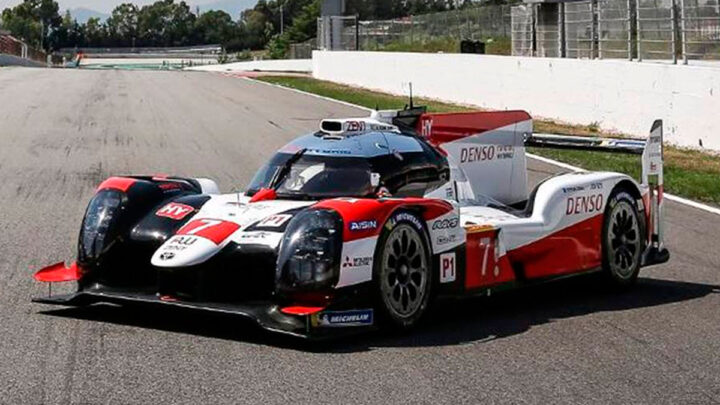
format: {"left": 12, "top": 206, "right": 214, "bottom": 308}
{"left": 602, "top": 189, "right": 643, "bottom": 287}
{"left": 373, "top": 212, "right": 432, "bottom": 330}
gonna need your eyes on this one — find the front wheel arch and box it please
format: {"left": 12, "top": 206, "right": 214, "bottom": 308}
{"left": 371, "top": 209, "right": 434, "bottom": 330}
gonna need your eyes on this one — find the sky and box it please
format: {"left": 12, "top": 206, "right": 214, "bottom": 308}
{"left": 0, "top": 0, "right": 255, "bottom": 14}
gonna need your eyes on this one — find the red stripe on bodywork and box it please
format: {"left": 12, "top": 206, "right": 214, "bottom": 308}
{"left": 176, "top": 219, "right": 240, "bottom": 244}
{"left": 417, "top": 111, "right": 531, "bottom": 145}
{"left": 507, "top": 214, "right": 604, "bottom": 279}
{"left": 313, "top": 198, "right": 453, "bottom": 241}
{"left": 34, "top": 262, "right": 82, "bottom": 282}
{"left": 97, "top": 177, "right": 136, "bottom": 192}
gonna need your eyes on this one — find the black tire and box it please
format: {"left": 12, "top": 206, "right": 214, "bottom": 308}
{"left": 601, "top": 188, "right": 644, "bottom": 287}
{"left": 372, "top": 210, "right": 433, "bottom": 330}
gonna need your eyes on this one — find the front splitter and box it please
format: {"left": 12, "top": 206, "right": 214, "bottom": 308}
{"left": 33, "top": 286, "right": 375, "bottom": 340}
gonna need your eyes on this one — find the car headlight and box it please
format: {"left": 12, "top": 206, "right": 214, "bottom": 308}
{"left": 78, "top": 190, "right": 123, "bottom": 262}
{"left": 276, "top": 209, "right": 343, "bottom": 295}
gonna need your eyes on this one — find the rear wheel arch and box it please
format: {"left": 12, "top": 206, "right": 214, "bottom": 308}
{"left": 601, "top": 182, "right": 646, "bottom": 287}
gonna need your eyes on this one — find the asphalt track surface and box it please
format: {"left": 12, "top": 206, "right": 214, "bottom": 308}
{"left": 1, "top": 68, "right": 719, "bottom": 404}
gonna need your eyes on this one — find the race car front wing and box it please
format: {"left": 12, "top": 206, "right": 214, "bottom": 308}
{"left": 33, "top": 285, "right": 375, "bottom": 340}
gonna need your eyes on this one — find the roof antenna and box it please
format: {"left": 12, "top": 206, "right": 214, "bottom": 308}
{"left": 408, "top": 82, "right": 414, "bottom": 110}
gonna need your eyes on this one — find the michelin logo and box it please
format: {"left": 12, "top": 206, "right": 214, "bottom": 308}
{"left": 315, "top": 309, "right": 374, "bottom": 327}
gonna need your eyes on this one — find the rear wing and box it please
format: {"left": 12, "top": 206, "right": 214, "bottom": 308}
{"left": 642, "top": 120, "right": 667, "bottom": 264}
{"left": 526, "top": 133, "right": 646, "bottom": 154}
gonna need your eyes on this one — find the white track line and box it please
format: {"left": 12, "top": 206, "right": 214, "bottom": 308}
{"left": 247, "top": 76, "right": 720, "bottom": 217}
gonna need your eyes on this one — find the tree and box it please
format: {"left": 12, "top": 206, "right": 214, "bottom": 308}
{"left": 1, "top": 0, "right": 62, "bottom": 49}
{"left": 84, "top": 17, "right": 104, "bottom": 46}
{"left": 106, "top": 3, "right": 139, "bottom": 47}
{"left": 195, "top": 10, "right": 236, "bottom": 46}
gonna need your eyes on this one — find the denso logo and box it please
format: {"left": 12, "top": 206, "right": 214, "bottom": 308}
{"left": 460, "top": 145, "right": 495, "bottom": 163}
{"left": 566, "top": 194, "right": 604, "bottom": 215}
{"left": 460, "top": 145, "right": 514, "bottom": 163}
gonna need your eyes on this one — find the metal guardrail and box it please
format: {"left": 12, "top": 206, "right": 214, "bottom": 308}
{"left": 58, "top": 45, "right": 222, "bottom": 55}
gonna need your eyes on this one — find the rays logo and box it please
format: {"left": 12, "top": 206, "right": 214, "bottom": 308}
{"left": 349, "top": 220, "right": 377, "bottom": 231}
{"left": 432, "top": 218, "right": 459, "bottom": 230}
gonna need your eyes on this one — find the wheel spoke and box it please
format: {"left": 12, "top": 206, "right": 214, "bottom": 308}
{"left": 410, "top": 271, "right": 422, "bottom": 286}
{"left": 388, "top": 272, "right": 397, "bottom": 286}
{"left": 407, "top": 284, "right": 417, "bottom": 301}
{"left": 407, "top": 240, "right": 417, "bottom": 257}
{"left": 623, "top": 250, "right": 634, "bottom": 268}
{"left": 392, "top": 239, "right": 401, "bottom": 255}
{"left": 392, "top": 285, "right": 401, "bottom": 301}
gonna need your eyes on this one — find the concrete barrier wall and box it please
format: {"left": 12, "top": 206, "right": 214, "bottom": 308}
{"left": 0, "top": 54, "right": 45, "bottom": 67}
{"left": 312, "top": 51, "right": 720, "bottom": 150}
{"left": 187, "top": 59, "right": 312, "bottom": 73}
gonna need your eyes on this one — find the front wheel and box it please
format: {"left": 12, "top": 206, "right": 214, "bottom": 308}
{"left": 373, "top": 211, "right": 432, "bottom": 330}
{"left": 602, "top": 189, "right": 643, "bottom": 287}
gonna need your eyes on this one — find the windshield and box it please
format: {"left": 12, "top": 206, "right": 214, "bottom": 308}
{"left": 246, "top": 153, "right": 375, "bottom": 199}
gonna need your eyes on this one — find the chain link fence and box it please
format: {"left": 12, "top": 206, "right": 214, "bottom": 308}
{"left": 599, "top": 0, "right": 633, "bottom": 59}
{"left": 680, "top": 0, "right": 720, "bottom": 61}
{"left": 314, "top": 1, "right": 719, "bottom": 63}
{"left": 537, "top": 3, "right": 563, "bottom": 57}
{"left": 508, "top": 0, "right": 718, "bottom": 63}
{"left": 512, "top": 5, "right": 534, "bottom": 56}
{"left": 356, "top": 6, "right": 511, "bottom": 51}
{"left": 564, "top": 1, "right": 595, "bottom": 58}
{"left": 637, "top": 0, "right": 677, "bottom": 61}
{"left": 317, "top": 16, "right": 359, "bottom": 50}
{"left": 319, "top": 6, "right": 512, "bottom": 54}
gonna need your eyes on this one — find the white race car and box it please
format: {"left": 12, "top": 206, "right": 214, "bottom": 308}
{"left": 33, "top": 105, "right": 669, "bottom": 338}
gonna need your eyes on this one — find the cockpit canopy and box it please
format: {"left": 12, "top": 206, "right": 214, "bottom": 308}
{"left": 246, "top": 130, "right": 449, "bottom": 200}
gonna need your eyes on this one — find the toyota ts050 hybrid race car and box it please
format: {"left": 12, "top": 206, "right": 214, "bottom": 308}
{"left": 33, "top": 105, "right": 670, "bottom": 338}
